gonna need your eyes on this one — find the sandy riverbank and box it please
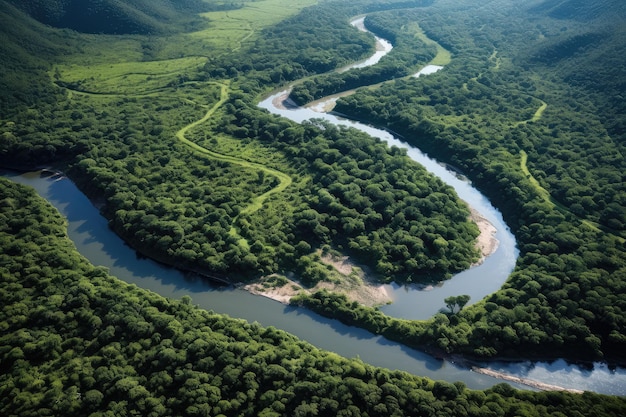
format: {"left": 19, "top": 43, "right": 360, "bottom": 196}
{"left": 244, "top": 210, "right": 499, "bottom": 307}
{"left": 243, "top": 255, "right": 391, "bottom": 308}
{"left": 469, "top": 207, "right": 499, "bottom": 265}
{"left": 471, "top": 366, "right": 584, "bottom": 394}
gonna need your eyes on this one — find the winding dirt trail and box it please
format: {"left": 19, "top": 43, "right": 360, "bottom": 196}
{"left": 175, "top": 82, "right": 293, "bottom": 247}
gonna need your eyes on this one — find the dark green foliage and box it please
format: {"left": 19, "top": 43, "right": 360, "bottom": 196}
{"left": 332, "top": 0, "right": 626, "bottom": 360}
{"left": 6, "top": 0, "right": 214, "bottom": 34}
{"left": 290, "top": 10, "right": 437, "bottom": 105}
{"left": 2, "top": 178, "right": 626, "bottom": 416}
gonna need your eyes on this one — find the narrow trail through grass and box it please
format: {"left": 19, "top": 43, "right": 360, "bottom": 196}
{"left": 175, "top": 82, "right": 293, "bottom": 248}
{"left": 519, "top": 150, "right": 622, "bottom": 238}
{"left": 514, "top": 100, "right": 547, "bottom": 127}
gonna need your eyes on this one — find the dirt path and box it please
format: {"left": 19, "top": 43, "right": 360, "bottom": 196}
{"left": 175, "top": 82, "right": 293, "bottom": 247}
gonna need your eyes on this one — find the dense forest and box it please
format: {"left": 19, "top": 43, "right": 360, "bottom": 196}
{"left": 1, "top": 0, "right": 626, "bottom": 414}
{"left": 315, "top": 0, "right": 626, "bottom": 362}
{"left": 0, "top": 0, "right": 481, "bottom": 285}
{"left": 3, "top": 178, "right": 626, "bottom": 416}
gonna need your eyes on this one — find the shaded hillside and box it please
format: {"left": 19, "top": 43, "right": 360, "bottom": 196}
{"left": 525, "top": 0, "right": 626, "bottom": 144}
{"left": 529, "top": 0, "right": 626, "bottom": 21}
{"left": 6, "top": 0, "right": 214, "bottom": 34}
{"left": 0, "top": 2, "right": 69, "bottom": 122}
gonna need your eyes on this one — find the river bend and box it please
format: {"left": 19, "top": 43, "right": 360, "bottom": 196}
{"left": 3, "top": 15, "right": 626, "bottom": 396}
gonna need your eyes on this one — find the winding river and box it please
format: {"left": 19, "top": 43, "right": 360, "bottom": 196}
{"left": 259, "top": 16, "right": 518, "bottom": 320}
{"left": 4, "top": 16, "right": 626, "bottom": 395}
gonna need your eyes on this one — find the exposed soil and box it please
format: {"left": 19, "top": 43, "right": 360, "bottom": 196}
{"left": 243, "top": 254, "right": 391, "bottom": 307}
{"left": 469, "top": 207, "right": 499, "bottom": 265}
{"left": 245, "top": 211, "right": 500, "bottom": 307}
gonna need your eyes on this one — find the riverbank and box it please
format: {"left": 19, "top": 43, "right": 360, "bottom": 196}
{"left": 244, "top": 210, "right": 499, "bottom": 307}
{"left": 470, "top": 206, "right": 499, "bottom": 266}
{"left": 471, "top": 366, "right": 584, "bottom": 394}
{"left": 243, "top": 256, "right": 392, "bottom": 307}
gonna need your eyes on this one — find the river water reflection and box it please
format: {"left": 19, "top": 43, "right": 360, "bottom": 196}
{"left": 4, "top": 170, "right": 626, "bottom": 395}
{"left": 259, "top": 92, "right": 519, "bottom": 320}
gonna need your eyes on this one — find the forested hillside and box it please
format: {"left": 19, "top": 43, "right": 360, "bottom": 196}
{"left": 6, "top": 0, "right": 212, "bottom": 34}
{"left": 2, "top": 178, "right": 626, "bottom": 416}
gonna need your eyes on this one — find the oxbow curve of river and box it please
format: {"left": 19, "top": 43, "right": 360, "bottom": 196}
{"left": 5, "top": 170, "right": 626, "bottom": 395}
{"left": 3, "top": 16, "right": 626, "bottom": 396}
{"left": 259, "top": 16, "right": 519, "bottom": 320}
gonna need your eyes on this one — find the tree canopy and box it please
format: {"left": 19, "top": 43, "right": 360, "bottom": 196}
{"left": 2, "top": 178, "right": 626, "bottom": 416}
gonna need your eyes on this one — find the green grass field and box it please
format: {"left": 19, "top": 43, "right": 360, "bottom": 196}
{"left": 193, "top": 0, "right": 317, "bottom": 51}
{"left": 52, "top": 57, "right": 207, "bottom": 94}
{"left": 408, "top": 22, "right": 451, "bottom": 66}
{"left": 53, "top": 0, "right": 317, "bottom": 94}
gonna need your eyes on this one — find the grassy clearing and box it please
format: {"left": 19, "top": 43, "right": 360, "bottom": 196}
{"left": 408, "top": 22, "right": 452, "bottom": 66}
{"left": 192, "top": 0, "right": 317, "bottom": 51}
{"left": 53, "top": 57, "right": 206, "bottom": 94}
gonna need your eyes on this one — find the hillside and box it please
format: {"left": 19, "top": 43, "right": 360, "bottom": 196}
{"left": 6, "top": 0, "right": 212, "bottom": 34}
{"left": 526, "top": 0, "right": 626, "bottom": 147}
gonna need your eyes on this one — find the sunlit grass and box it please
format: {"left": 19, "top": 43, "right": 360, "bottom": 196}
{"left": 53, "top": 57, "right": 207, "bottom": 94}
{"left": 191, "top": 0, "right": 317, "bottom": 51}
{"left": 408, "top": 22, "right": 451, "bottom": 66}
{"left": 50, "top": 0, "right": 317, "bottom": 93}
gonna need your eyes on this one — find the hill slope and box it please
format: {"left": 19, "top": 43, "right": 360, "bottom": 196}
{"left": 6, "top": 0, "right": 212, "bottom": 34}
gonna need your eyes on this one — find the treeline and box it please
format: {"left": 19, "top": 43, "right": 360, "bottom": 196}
{"left": 203, "top": 5, "right": 375, "bottom": 82}
{"left": 328, "top": 0, "right": 626, "bottom": 361}
{"left": 3, "top": 177, "right": 626, "bottom": 416}
{"left": 289, "top": 11, "right": 437, "bottom": 105}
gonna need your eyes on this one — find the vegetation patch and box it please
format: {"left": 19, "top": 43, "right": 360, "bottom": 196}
{"left": 53, "top": 57, "right": 207, "bottom": 95}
